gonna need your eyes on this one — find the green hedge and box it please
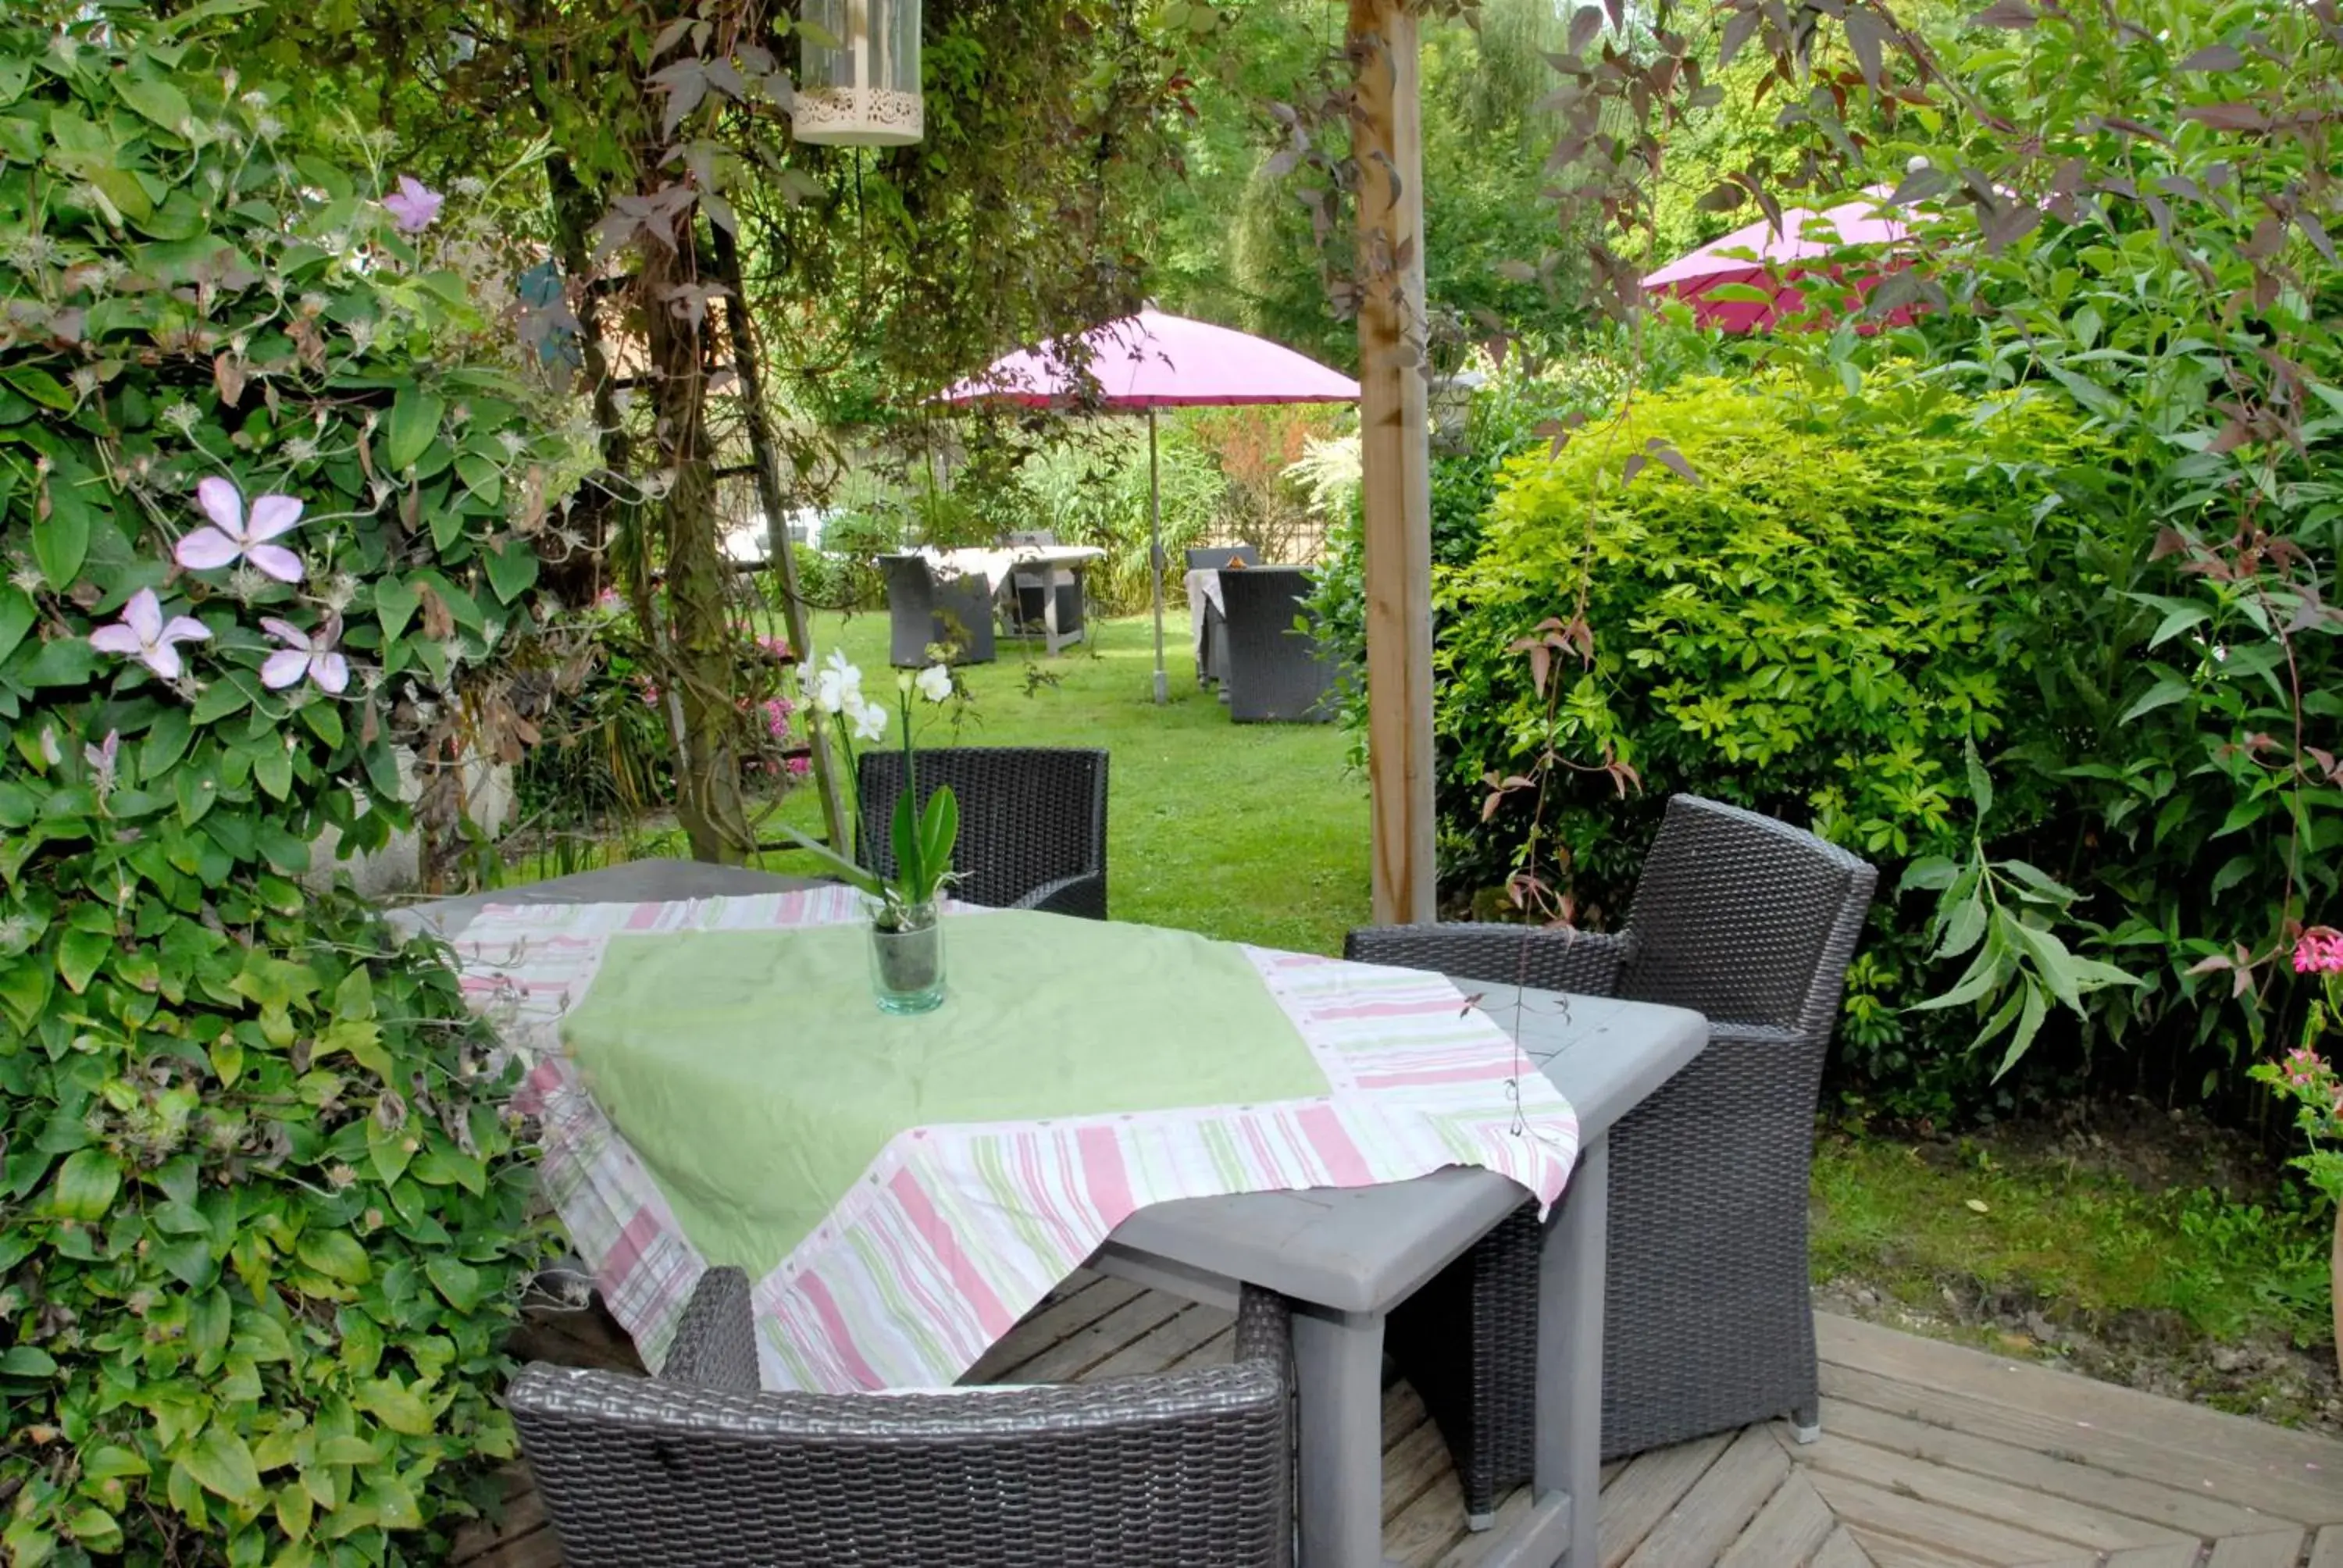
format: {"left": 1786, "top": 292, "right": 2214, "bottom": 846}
{"left": 1436, "top": 366, "right": 2109, "bottom": 1110}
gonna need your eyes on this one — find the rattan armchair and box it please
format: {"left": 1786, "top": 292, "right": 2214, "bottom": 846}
{"left": 858, "top": 747, "right": 1109, "bottom": 919}
{"left": 510, "top": 1267, "right": 1296, "bottom": 1567}
{"left": 1217, "top": 565, "right": 1336, "bottom": 723}
{"left": 1344, "top": 795, "right": 1876, "bottom": 1516}
{"left": 878, "top": 554, "right": 997, "bottom": 667}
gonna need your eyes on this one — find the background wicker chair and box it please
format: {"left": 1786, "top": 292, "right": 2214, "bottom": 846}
{"left": 1343, "top": 794, "right": 1876, "bottom": 1517}
{"left": 1186, "top": 546, "right": 1258, "bottom": 689}
{"left": 1004, "top": 528, "right": 1084, "bottom": 643}
{"left": 878, "top": 554, "right": 997, "bottom": 667}
{"left": 511, "top": 1267, "right": 1296, "bottom": 1567}
{"left": 1218, "top": 565, "right": 1336, "bottom": 723}
{"left": 858, "top": 747, "right": 1109, "bottom": 918}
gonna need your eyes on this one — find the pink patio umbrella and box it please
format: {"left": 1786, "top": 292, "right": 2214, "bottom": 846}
{"left": 936, "top": 308, "right": 1359, "bottom": 704}
{"left": 1644, "top": 187, "right": 1913, "bottom": 332}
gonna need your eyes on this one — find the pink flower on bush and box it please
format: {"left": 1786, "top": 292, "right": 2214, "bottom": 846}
{"left": 259, "top": 618, "right": 348, "bottom": 694}
{"left": 383, "top": 175, "right": 444, "bottom": 234}
{"left": 761, "top": 697, "right": 794, "bottom": 738}
{"left": 785, "top": 755, "right": 811, "bottom": 778}
{"left": 2294, "top": 926, "right": 2343, "bottom": 974}
{"left": 177, "top": 477, "right": 305, "bottom": 582}
{"left": 596, "top": 588, "right": 622, "bottom": 612}
{"left": 89, "top": 589, "right": 209, "bottom": 679}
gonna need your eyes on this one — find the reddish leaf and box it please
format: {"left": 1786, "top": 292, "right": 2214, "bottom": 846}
{"left": 2181, "top": 102, "right": 2270, "bottom": 131}
{"left": 1972, "top": 1, "right": 2036, "bottom": 25}
{"left": 2176, "top": 43, "right": 2245, "bottom": 71}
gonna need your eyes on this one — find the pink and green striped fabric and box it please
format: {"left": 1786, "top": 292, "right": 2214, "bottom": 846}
{"left": 455, "top": 889, "right": 1578, "bottom": 1392}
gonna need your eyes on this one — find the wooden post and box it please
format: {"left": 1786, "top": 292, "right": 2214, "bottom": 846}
{"left": 1350, "top": 0, "right": 1437, "bottom": 925}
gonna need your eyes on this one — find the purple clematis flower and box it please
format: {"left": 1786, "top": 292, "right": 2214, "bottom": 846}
{"left": 382, "top": 175, "right": 444, "bottom": 234}
{"left": 259, "top": 616, "right": 348, "bottom": 695}
{"left": 89, "top": 589, "right": 210, "bottom": 680}
{"left": 177, "top": 477, "right": 305, "bottom": 582}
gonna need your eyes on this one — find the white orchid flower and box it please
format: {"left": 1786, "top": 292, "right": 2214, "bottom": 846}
{"left": 847, "top": 694, "right": 887, "bottom": 743}
{"left": 811, "top": 647, "right": 863, "bottom": 715}
{"left": 915, "top": 663, "right": 953, "bottom": 704}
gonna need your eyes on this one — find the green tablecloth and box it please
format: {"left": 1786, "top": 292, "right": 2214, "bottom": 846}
{"left": 564, "top": 911, "right": 1328, "bottom": 1276}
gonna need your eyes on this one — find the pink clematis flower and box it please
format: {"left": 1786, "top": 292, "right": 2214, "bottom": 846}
{"left": 382, "top": 175, "right": 444, "bottom": 234}
{"left": 259, "top": 617, "right": 348, "bottom": 695}
{"left": 2295, "top": 926, "right": 2343, "bottom": 975}
{"left": 177, "top": 477, "right": 305, "bottom": 582}
{"left": 89, "top": 589, "right": 210, "bottom": 680}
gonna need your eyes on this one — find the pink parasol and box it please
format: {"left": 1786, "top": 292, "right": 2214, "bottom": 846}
{"left": 1644, "top": 187, "right": 1913, "bottom": 333}
{"left": 937, "top": 309, "right": 1359, "bottom": 702}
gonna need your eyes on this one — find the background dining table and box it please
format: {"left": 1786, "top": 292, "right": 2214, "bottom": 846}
{"left": 403, "top": 860, "right": 1707, "bottom": 1568}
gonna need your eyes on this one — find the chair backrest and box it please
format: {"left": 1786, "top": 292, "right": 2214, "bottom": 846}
{"left": 858, "top": 747, "right": 1107, "bottom": 910}
{"left": 1186, "top": 545, "right": 1260, "bottom": 572}
{"left": 876, "top": 552, "right": 935, "bottom": 612}
{"left": 1617, "top": 795, "right": 1876, "bottom": 1035}
{"left": 1215, "top": 564, "right": 1309, "bottom": 627}
{"left": 1342, "top": 922, "right": 1628, "bottom": 997}
{"left": 511, "top": 1270, "right": 1294, "bottom": 1568}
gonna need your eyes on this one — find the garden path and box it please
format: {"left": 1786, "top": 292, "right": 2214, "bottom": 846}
{"left": 455, "top": 1273, "right": 2343, "bottom": 1567}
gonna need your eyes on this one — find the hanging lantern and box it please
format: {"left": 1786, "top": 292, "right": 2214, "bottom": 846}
{"left": 792, "top": 0, "right": 923, "bottom": 147}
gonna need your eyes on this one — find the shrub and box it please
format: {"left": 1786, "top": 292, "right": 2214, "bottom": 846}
{"left": 0, "top": 9, "right": 562, "bottom": 1561}
{"left": 1019, "top": 420, "right": 1224, "bottom": 615}
{"left": 1436, "top": 365, "right": 2109, "bottom": 1113}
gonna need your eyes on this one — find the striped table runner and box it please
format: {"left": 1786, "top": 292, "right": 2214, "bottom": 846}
{"left": 455, "top": 889, "right": 1578, "bottom": 1392}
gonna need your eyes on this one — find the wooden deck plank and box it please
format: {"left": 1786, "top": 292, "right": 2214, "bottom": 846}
{"left": 2095, "top": 1545, "right": 2209, "bottom": 1568}
{"left": 1713, "top": 1470, "right": 1837, "bottom": 1568}
{"left": 959, "top": 1274, "right": 1143, "bottom": 1382}
{"left": 1811, "top": 1525, "right": 1882, "bottom": 1568}
{"left": 2205, "top": 1534, "right": 2309, "bottom": 1568}
{"left": 1820, "top": 1314, "right": 2343, "bottom": 1516}
{"left": 1436, "top": 1489, "right": 1540, "bottom": 1568}
{"left": 1382, "top": 1413, "right": 1453, "bottom": 1524}
{"left": 1082, "top": 1301, "right": 1236, "bottom": 1381}
{"left": 1621, "top": 1427, "right": 1793, "bottom": 1568}
{"left": 1597, "top": 1432, "right": 1735, "bottom": 1568}
{"left": 1385, "top": 1470, "right": 1471, "bottom": 1568}
{"left": 1817, "top": 1397, "right": 2285, "bottom": 1542}
{"left": 1808, "top": 1469, "right": 2095, "bottom": 1564}
{"left": 984, "top": 1285, "right": 1183, "bottom": 1383}
{"left": 1824, "top": 1360, "right": 2333, "bottom": 1526}
{"left": 1793, "top": 1429, "right": 2197, "bottom": 1552}
{"left": 2313, "top": 1525, "right": 2343, "bottom": 1568}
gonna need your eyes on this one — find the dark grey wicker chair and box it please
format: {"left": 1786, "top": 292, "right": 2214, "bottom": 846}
{"left": 1343, "top": 794, "right": 1875, "bottom": 1515}
{"left": 1004, "top": 529, "right": 1084, "bottom": 642}
{"left": 511, "top": 1267, "right": 1296, "bottom": 1567}
{"left": 1218, "top": 565, "right": 1336, "bottom": 723}
{"left": 1186, "top": 547, "right": 1258, "bottom": 688}
{"left": 878, "top": 554, "right": 997, "bottom": 668}
{"left": 858, "top": 747, "right": 1109, "bottom": 919}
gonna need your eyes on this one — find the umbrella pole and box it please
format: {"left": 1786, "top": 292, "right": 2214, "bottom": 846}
{"left": 1149, "top": 405, "right": 1168, "bottom": 705}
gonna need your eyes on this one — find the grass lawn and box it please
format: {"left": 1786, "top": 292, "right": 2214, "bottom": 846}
{"left": 765, "top": 608, "right": 1372, "bottom": 955}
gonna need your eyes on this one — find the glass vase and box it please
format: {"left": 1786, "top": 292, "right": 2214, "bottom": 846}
{"left": 866, "top": 898, "right": 945, "bottom": 1015}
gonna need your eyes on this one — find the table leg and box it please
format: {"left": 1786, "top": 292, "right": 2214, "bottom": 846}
{"left": 1291, "top": 1304, "right": 1399, "bottom": 1568}
{"left": 1535, "top": 1135, "right": 1609, "bottom": 1568}
{"left": 1043, "top": 568, "right": 1062, "bottom": 656}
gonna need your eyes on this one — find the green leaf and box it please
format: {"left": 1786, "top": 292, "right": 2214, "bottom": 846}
{"left": 425, "top": 1255, "right": 483, "bottom": 1311}
{"left": 2120, "top": 673, "right": 2192, "bottom": 722}
{"left": 209, "top": 1030, "right": 244, "bottom": 1089}
{"left": 56, "top": 925, "right": 111, "bottom": 993}
{"left": 253, "top": 743, "right": 293, "bottom": 801}
{"left": 772, "top": 824, "right": 884, "bottom": 899}
{"left": 48, "top": 1149, "right": 121, "bottom": 1220}
{"left": 0, "top": 1346, "right": 59, "bottom": 1377}
{"left": 384, "top": 387, "right": 444, "bottom": 472}
{"left": 116, "top": 75, "right": 194, "bottom": 134}
{"left": 2, "top": 367, "right": 73, "bottom": 412}
{"left": 1962, "top": 739, "right": 1992, "bottom": 821}
{"left": 891, "top": 787, "right": 922, "bottom": 896}
{"left": 919, "top": 786, "right": 958, "bottom": 888}
{"left": 1896, "top": 855, "right": 1959, "bottom": 894}
{"left": 32, "top": 477, "right": 91, "bottom": 589}
{"left": 455, "top": 451, "right": 505, "bottom": 505}
{"left": 295, "top": 1230, "right": 372, "bottom": 1285}
{"left": 179, "top": 1425, "right": 263, "bottom": 1506}
{"left": 142, "top": 707, "right": 193, "bottom": 780}
{"left": 353, "top": 1378, "right": 435, "bottom": 1437}
{"left": 1993, "top": 983, "right": 2050, "bottom": 1080}
{"left": 0, "top": 587, "right": 33, "bottom": 668}
{"left": 484, "top": 538, "right": 537, "bottom": 603}
{"left": 188, "top": 676, "right": 251, "bottom": 726}
{"left": 62, "top": 1507, "right": 120, "bottom": 1556}
{"left": 373, "top": 576, "right": 418, "bottom": 642}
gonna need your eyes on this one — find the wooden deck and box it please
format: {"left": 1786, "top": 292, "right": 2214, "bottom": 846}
{"left": 457, "top": 1274, "right": 2343, "bottom": 1567}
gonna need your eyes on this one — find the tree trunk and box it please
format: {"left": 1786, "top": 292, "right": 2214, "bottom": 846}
{"left": 640, "top": 237, "right": 753, "bottom": 864}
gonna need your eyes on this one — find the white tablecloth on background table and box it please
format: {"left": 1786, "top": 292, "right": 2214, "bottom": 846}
{"left": 911, "top": 543, "right": 1106, "bottom": 594}
{"left": 1183, "top": 567, "right": 1228, "bottom": 669}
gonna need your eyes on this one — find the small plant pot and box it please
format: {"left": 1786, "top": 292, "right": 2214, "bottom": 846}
{"left": 867, "top": 900, "right": 945, "bottom": 1015}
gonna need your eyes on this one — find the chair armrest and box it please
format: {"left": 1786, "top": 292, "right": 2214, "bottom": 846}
{"left": 1011, "top": 871, "right": 1107, "bottom": 921}
{"left": 659, "top": 1266, "right": 761, "bottom": 1392}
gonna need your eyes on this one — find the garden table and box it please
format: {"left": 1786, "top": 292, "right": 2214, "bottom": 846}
{"left": 406, "top": 861, "right": 1706, "bottom": 1568}
{"left": 911, "top": 542, "right": 1105, "bottom": 656}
